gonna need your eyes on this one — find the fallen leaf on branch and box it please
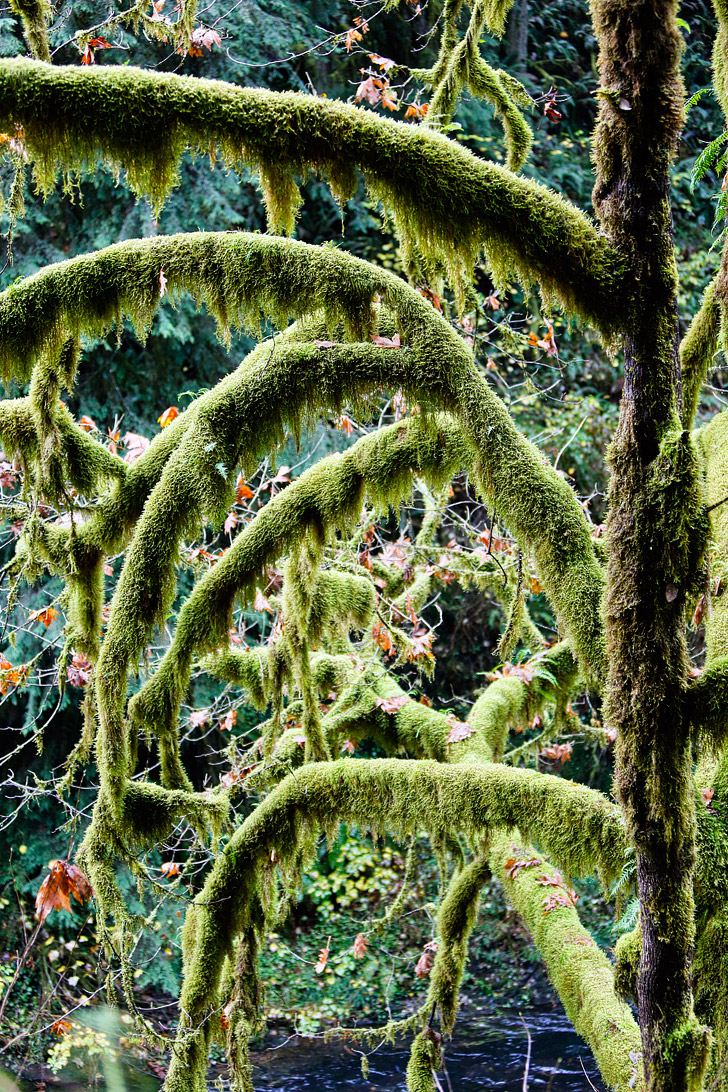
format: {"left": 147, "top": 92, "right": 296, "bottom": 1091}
{"left": 122, "top": 432, "right": 150, "bottom": 463}
{"left": 542, "top": 889, "right": 578, "bottom": 913}
{"left": 536, "top": 871, "right": 564, "bottom": 888}
{"left": 505, "top": 856, "right": 541, "bottom": 881}
{"left": 371, "top": 333, "right": 401, "bottom": 348}
{"left": 374, "top": 695, "right": 408, "bottom": 714}
{"left": 446, "top": 714, "right": 475, "bottom": 744}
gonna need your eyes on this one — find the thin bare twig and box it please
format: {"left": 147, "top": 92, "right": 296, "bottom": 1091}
{"left": 520, "top": 1014, "right": 532, "bottom": 1092}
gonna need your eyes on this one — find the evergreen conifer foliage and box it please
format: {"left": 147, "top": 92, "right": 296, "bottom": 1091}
{"left": 2, "top": 0, "right": 728, "bottom": 1090}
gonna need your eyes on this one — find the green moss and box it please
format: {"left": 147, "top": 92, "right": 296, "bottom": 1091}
{"left": 126, "top": 413, "right": 468, "bottom": 780}
{"left": 426, "top": 854, "right": 490, "bottom": 1033}
{"left": 696, "top": 411, "right": 728, "bottom": 662}
{"left": 8, "top": 0, "right": 51, "bottom": 62}
{"left": 681, "top": 276, "right": 720, "bottom": 429}
{"left": 468, "top": 641, "right": 578, "bottom": 761}
{"left": 490, "top": 828, "right": 643, "bottom": 1089}
{"left": 0, "top": 231, "right": 606, "bottom": 688}
{"left": 419, "top": 0, "right": 531, "bottom": 172}
{"left": 614, "top": 921, "right": 641, "bottom": 1002}
{"left": 405, "top": 1029, "right": 441, "bottom": 1092}
{"left": 0, "top": 60, "right": 622, "bottom": 331}
{"left": 164, "top": 756, "right": 627, "bottom": 1092}
{"left": 713, "top": 0, "right": 728, "bottom": 124}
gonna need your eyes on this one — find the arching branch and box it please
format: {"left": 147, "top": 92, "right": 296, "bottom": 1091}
{"left": 0, "top": 233, "right": 606, "bottom": 689}
{"left": 163, "top": 757, "right": 627, "bottom": 1092}
{"left": 0, "top": 60, "right": 623, "bottom": 332}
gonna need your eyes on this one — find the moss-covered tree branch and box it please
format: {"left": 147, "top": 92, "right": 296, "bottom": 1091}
{"left": 0, "top": 60, "right": 623, "bottom": 331}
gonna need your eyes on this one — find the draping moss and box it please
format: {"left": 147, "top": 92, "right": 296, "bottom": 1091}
{"left": 713, "top": 0, "right": 728, "bottom": 124}
{"left": 163, "top": 757, "right": 627, "bottom": 1091}
{"left": 696, "top": 411, "right": 728, "bottom": 663}
{"left": 405, "top": 1030, "right": 441, "bottom": 1092}
{"left": 163, "top": 755, "right": 628, "bottom": 1092}
{"left": 202, "top": 649, "right": 359, "bottom": 714}
{"left": 681, "top": 277, "right": 720, "bottom": 429}
{"left": 0, "top": 60, "right": 623, "bottom": 332}
{"left": 416, "top": 0, "right": 531, "bottom": 172}
{"left": 425, "top": 854, "right": 491, "bottom": 1033}
{"left": 126, "top": 414, "right": 469, "bottom": 780}
{"left": 201, "top": 649, "right": 271, "bottom": 711}
{"left": 0, "top": 231, "right": 606, "bottom": 687}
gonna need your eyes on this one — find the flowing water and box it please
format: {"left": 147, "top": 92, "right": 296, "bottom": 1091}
{"left": 249, "top": 1009, "right": 606, "bottom": 1091}
{"left": 3, "top": 1008, "right": 607, "bottom": 1091}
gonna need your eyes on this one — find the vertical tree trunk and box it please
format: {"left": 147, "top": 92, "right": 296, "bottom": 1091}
{"left": 592, "top": 0, "right": 710, "bottom": 1088}
{"left": 505, "top": 0, "right": 528, "bottom": 70}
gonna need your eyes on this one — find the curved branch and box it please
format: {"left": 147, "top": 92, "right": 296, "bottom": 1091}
{"left": 127, "top": 414, "right": 469, "bottom": 782}
{"left": 0, "top": 233, "right": 605, "bottom": 694}
{"left": 163, "top": 757, "right": 626, "bottom": 1092}
{"left": 0, "top": 59, "right": 623, "bottom": 332}
{"left": 687, "top": 659, "right": 728, "bottom": 742}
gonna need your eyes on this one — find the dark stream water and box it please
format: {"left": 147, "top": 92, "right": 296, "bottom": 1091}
{"left": 249, "top": 1010, "right": 607, "bottom": 1091}
{"left": 4, "top": 1009, "right": 607, "bottom": 1091}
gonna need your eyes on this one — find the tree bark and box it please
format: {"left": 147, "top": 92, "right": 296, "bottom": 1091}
{"left": 505, "top": 0, "right": 528, "bottom": 70}
{"left": 593, "top": 0, "right": 711, "bottom": 1087}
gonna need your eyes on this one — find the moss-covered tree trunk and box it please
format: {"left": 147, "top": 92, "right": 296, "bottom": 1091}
{"left": 594, "top": 0, "right": 709, "bottom": 1086}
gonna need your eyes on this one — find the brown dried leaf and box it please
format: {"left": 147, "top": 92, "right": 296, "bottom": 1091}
{"left": 35, "top": 861, "right": 94, "bottom": 923}
{"left": 353, "top": 933, "right": 369, "bottom": 959}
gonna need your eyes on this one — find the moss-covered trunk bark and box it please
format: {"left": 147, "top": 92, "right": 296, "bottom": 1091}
{"left": 592, "top": 0, "right": 709, "bottom": 1087}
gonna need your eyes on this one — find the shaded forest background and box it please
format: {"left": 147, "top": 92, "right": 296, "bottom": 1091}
{"left": 0, "top": 0, "right": 724, "bottom": 1074}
